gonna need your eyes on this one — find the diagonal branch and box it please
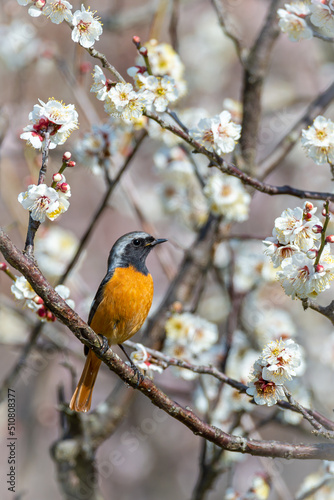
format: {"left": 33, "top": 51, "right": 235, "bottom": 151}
{"left": 1, "top": 227, "right": 334, "bottom": 460}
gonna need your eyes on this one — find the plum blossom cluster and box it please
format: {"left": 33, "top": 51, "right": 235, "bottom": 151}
{"left": 10, "top": 275, "right": 74, "bottom": 322}
{"left": 91, "top": 68, "right": 181, "bottom": 124}
{"left": 17, "top": 2, "right": 102, "bottom": 48}
{"left": 203, "top": 173, "right": 250, "bottom": 222}
{"left": 189, "top": 110, "right": 242, "bottom": 155}
{"left": 301, "top": 115, "right": 334, "bottom": 165}
{"left": 277, "top": 1, "right": 334, "bottom": 41}
{"left": 20, "top": 99, "right": 78, "bottom": 150}
{"left": 90, "top": 39, "right": 186, "bottom": 123}
{"left": 138, "top": 39, "right": 187, "bottom": 98}
{"left": 264, "top": 202, "right": 334, "bottom": 299}
{"left": 163, "top": 312, "right": 218, "bottom": 380}
{"left": 246, "top": 338, "right": 303, "bottom": 406}
{"left": 18, "top": 174, "right": 71, "bottom": 223}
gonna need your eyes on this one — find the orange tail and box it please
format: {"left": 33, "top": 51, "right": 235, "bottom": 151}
{"left": 69, "top": 350, "right": 102, "bottom": 412}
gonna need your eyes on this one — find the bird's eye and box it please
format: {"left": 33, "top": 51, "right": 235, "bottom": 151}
{"left": 132, "top": 238, "right": 142, "bottom": 247}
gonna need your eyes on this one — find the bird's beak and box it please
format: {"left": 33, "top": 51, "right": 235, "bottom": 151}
{"left": 146, "top": 238, "right": 167, "bottom": 247}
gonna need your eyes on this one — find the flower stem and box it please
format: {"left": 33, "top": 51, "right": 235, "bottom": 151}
{"left": 314, "top": 200, "right": 330, "bottom": 267}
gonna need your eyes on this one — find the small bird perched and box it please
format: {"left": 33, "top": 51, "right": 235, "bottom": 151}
{"left": 69, "top": 231, "right": 167, "bottom": 412}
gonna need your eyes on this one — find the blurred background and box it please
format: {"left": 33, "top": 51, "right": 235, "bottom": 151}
{"left": 1, "top": 0, "right": 334, "bottom": 499}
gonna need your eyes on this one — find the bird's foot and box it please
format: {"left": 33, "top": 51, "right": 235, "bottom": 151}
{"left": 98, "top": 334, "right": 109, "bottom": 354}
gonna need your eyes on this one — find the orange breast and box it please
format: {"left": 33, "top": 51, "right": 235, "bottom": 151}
{"left": 90, "top": 266, "right": 154, "bottom": 345}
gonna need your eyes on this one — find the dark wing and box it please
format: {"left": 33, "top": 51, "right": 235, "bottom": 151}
{"left": 84, "top": 270, "right": 114, "bottom": 356}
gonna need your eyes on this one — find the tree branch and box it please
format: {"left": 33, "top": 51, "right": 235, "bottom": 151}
{"left": 1, "top": 227, "right": 334, "bottom": 460}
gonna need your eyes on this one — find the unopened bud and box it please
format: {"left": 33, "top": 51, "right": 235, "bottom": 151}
{"left": 133, "top": 36, "right": 141, "bottom": 46}
{"left": 306, "top": 249, "right": 318, "bottom": 259}
{"left": 79, "top": 62, "right": 92, "bottom": 74}
{"left": 46, "top": 310, "right": 56, "bottom": 322}
{"left": 304, "top": 212, "right": 312, "bottom": 220}
{"left": 67, "top": 161, "right": 76, "bottom": 168}
{"left": 53, "top": 173, "right": 62, "bottom": 182}
{"left": 59, "top": 182, "right": 70, "bottom": 193}
{"left": 304, "top": 202, "right": 314, "bottom": 212}
{"left": 315, "top": 264, "right": 324, "bottom": 273}
{"left": 35, "top": 0, "right": 45, "bottom": 8}
{"left": 322, "top": 208, "right": 328, "bottom": 217}
{"left": 62, "top": 151, "right": 71, "bottom": 161}
{"left": 326, "top": 235, "right": 334, "bottom": 243}
{"left": 0, "top": 262, "right": 8, "bottom": 271}
{"left": 171, "top": 301, "right": 183, "bottom": 314}
{"left": 37, "top": 307, "right": 47, "bottom": 318}
{"left": 312, "top": 224, "right": 323, "bottom": 234}
{"left": 139, "top": 47, "right": 148, "bottom": 56}
{"left": 33, "top": 296, "right": 44, "bottom": 305}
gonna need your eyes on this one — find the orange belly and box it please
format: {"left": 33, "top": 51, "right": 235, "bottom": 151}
{"left": 90, "top": 265, "right": 154, "bottom": 344}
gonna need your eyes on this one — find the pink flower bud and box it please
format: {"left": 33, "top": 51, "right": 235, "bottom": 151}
{"left": 46, "top": 311, "right": 56, "bottom": 322}
{"left": 59, "top": 183, "right": 70, "bottom": 193}
{"left": 0, "top": 262, "right": 8, "bottom": 271}
{"left": 133, "top": 36, "right": 141, "bottom": 45}
{"left": 37, "top": 307, "right": 47, "bottom": 318}
{"left": 306, "top": 249, "right": 317, "bottom": 259}
{"left": 139, "top": 47, "right": 148, "bottom": 56}
{"left": 322, "top": 208, "right": 327, "bottom": 217}
{"left": 53, "top": 173, "right": 62, "bottom": 182}
{"left": 326, "top": 235, "right": 334, "bottom": 243}
{"left": 304, "top": 202, "right": 314, "bottom": 212}
{"left": 79, "top": 62, "right": 92, "bottom": 74}
{"left": 315, "top": 264, "right": 324, "bottom": 273}
{"left": 33, "top": 296, "right": 44, "bottom": 305}
{"left": 35, "top": 0, "right": 45, "bottom": 8}
{"left": 304, "top": 212, "right": 312, "bottom": 220}
{"left": 67, "top": 161, "right": 76, "bottom": 168}
{"left": 62, "top": 152, "right": 72, "bottom": 161}
{"left": 312, "top": 224, "right": 323, "bottom": 234}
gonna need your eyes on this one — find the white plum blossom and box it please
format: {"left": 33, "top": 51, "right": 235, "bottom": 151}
{"left": 11, "top": 276, "right": 36, "bottom": 302}
{"left": 272, "top": 204, "right": 321, "bottom": 251}
{"left": 277, "top": 7, "right": 313, "bottom": 41}
{"left": 189, "top": 117, "right": 216, "bottom": 151}
{"left": 163, "top": 312, "right": 218, "bottom": 379}
{"left": 141, "top": 39, "right": 187, "bottom": 97}
{"left": 55, "top": 284, "right": 75, "bottom": 310}
{"left": 71, "top": 5, "right": 102, "bottom": 48}
{"left": 263, "top": 237, "right": 300, "bottom": 268}
{"left": 17, "top": 0, "right": 45, "bottom": 17}
{"left": 104, "top": 83, "right": 150, "bottom": 122}
{"left": 310, "top": 2, "right": 334, "bottom": 36}
{"left": 43, "top": 0, "right": 73, "bottom": 23}
{"left": 301, "top": 115, "right": 334, "bottom": 165}
{"left": 137, "top": 75, "right": 179, "bottom": 112}
{"left": 90, "top": 65, "right": 110, "bottom": 101}
{"left": 165, "top": 312, "right": 218, "bottom": 354}
{"left": 204, "top": 173, "right": 250, "bottom": 222}
{"left": 211, "top": 111, "right": 242, "bottom": 154}
{"left": 20, "top": 99, "right": 78, "bottom": 150}
{"left": 130, "top": 344, "right": 163, "bottom": 378}
{"left": 260, "top": 338, "right": 303, "bottom": 384}
{"left": 246, "top": 360, "right": 285, "bottom": 406}
{"left": 189, "top": 111, "right": 241, "bottom": 155}
{"left": 277, "top": 248, "right": 334, "bottom": 299}
{"left": 18, "top": 184, "right": 70, "bottom": 222}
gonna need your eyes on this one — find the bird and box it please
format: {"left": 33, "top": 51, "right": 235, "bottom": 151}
{"left": 69, "top": 231, "right": 167, "bottom": 412}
